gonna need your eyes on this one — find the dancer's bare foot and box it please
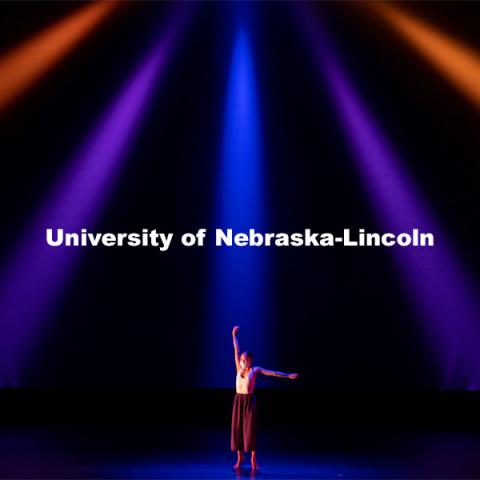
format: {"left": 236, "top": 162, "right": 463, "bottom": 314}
{"left": 251, "top": 452, "right": 259, "bottom": 471}
{"left": 233, "top": 451, "right": 244, "bottom": 469}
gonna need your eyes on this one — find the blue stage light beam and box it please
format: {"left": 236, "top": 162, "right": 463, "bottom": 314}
{"left": 206, "top": 27, "right": 272, "bottom": 387}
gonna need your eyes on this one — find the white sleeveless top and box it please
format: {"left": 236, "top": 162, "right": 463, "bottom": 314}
{"left": 236, "top": 368, "right": 255, "bottom": 394}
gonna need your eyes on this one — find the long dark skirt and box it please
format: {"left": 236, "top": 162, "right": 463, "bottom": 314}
{"left": 231, "top": 393, "right": 257, "bottom": 452}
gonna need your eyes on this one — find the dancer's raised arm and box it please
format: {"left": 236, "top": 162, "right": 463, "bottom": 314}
{"left": 255, "top": 367, "right": 298, "bottom": 380}
{"left": 232, "top": 325, "right": 240, "bottom": 372}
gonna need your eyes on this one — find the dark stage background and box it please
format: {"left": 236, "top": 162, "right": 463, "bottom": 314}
{"left": 0, "top": 1, "right": 479, "bottom": 390}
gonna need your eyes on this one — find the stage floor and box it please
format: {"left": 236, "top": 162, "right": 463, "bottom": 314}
{"left": 0, "top": 428, "right": 480, "bottom": 479}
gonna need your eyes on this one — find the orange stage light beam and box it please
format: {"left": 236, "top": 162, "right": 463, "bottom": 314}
{"left": 372, "top": 2, "right": 480, "bottom": 110}
{"left": 0, "top": 1, "right": 117, "bottom": 113}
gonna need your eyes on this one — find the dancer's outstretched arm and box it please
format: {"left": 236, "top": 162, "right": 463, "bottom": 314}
{"left": 255, "top": 367, "right": 299, "bottom": 380}
{"left": 232, "top": 325, "right": 240, "bottom": 372}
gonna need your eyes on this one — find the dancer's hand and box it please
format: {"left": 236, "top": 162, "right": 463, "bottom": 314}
{"left": 288, "top": 373, "right": 299, "bottom": 380}
{"left": 232, "top": 325, "right": 240, "bottom": 337}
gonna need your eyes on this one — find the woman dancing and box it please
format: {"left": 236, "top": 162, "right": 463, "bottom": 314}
{"left": 231, "top": 325, "right": 299, "bottom": 471}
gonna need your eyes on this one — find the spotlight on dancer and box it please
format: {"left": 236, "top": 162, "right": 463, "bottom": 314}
{"left": 231, "top": 325, "right": 299, "bottom": 471}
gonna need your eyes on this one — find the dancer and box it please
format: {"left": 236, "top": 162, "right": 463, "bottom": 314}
{"left": 231, "top": 325, "right": 299, "bottom": 471}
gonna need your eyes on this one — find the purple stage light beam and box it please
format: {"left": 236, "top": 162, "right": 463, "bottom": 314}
{"left": 296, "top": 5, "right": 480, "bottom": 389}
{"left": 0, "top": 6, "right": 191, "bottom": 386}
